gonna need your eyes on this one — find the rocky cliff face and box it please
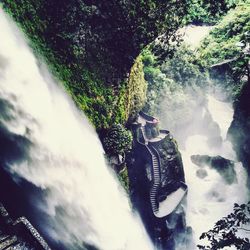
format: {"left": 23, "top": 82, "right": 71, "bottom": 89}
{"left": 228, "top": 79, "right": 250, "bottom": 183}
{"left": 127, "top": 114, "right": 187, "bottom": 250}
{"left": 1, "top": 0, "right": 186, "bottom": 130}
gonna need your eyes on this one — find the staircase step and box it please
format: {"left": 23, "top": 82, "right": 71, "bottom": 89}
{"left": 0, "top": 235, "right": 9, "bottom": 243}
{"left": 0, "top": 236, "right": 18, "bottom": 250}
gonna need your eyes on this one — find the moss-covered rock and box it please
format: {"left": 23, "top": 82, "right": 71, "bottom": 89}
{"left": 126, "top": 56, "right": 147, "bottom": 123}
{"left": 198, "top": 3, "right": 250, "bottom": 67}
{"left": 1, "top": 0, "right": 187, "bottom": 130}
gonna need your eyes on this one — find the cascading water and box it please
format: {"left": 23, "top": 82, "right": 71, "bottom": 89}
{"left": 159, "top": 86, "right": 249, "bottom": 247}
{"left": 181, "top": 94, "right": 248, "bottom": 245}
{"left": 158, "top": 26, "right": 249, "bottom": 248}
{"left": 0, "top": 8, "right": 153, "bottom": 250}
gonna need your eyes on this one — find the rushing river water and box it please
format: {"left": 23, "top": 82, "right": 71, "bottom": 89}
{"left": 181, "top": 94, "right": 248, "bottom": 245}
{"left": 159, "top": 25, "right": 249, "bottom": 248}
{"left": 0, "top": 8, "right": 153, "bottom": 250}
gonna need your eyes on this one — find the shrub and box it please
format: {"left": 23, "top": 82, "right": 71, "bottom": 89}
{"left": 103, "top": 124, "right": 133, "bottom": 155}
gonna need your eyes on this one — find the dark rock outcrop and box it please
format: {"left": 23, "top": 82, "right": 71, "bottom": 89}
{"left": 228, "top": 80, "right": 250, "bottom": 184}
{"left": 127, "top": 113, "right": 188, "bottom": 250}
{"left": 191, "top": 154, "right": 236, "bottom": 184}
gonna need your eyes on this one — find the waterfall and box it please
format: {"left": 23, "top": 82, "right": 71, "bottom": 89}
{"left": 156, "top": 25, "right": 249, "bottom": 247}
{"left": 159, "top": 85, "right": 249, "bottom": 246}
{"left": 0, "top": 8, "right": 152, "bottom": 250}
{"left": 181, "top": 94, "right": 248, "bottom": 244}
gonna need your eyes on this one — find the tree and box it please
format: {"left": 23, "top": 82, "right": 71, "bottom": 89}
{"left": 2, "top": 0, "right": 188, "bottom": 129}
{"left": 183, "top": 0, "right": 239, "bottom": 25}
{"left": 103, "top": 124, "right": 132, "bottom": 155}
{"left": 198, "top": 202, "right": 250, "bottom": 250}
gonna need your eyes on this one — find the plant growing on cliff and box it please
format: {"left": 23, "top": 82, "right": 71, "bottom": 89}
{"left": 141, "top": 46, "right": 207, "bottom": 115}
{"left": 2, "top": 0, "right": 188, "bottom": 129}
{"left": 103, "top": 124, "right": 132, "bottom": 156}
{"left": 184, "top": 0, "right": 240, "bottom": 24}
{"left": 198, "top": 202, "right": 250, "bottom": 250}
{"left": 197, "top": 2, "right": 250, "bottom": 98}
{"left": 198, "top": 2, "right": 250, "bottom": 68}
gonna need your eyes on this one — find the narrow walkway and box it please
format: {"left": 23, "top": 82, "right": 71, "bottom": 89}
{"left": 0, "top": 233, "right": 21, "bottom": 249}
{"left": 137, "top": 114, "right": 162, "bottom": 214}
{"left": 0, "top": 204, "right": 51, "bottom": 250}
{"left": 137, "top": 113, "right": 188, "bottom": 218}
{"left": 137, "top": 114, "right": 166, "bottom": 143}
{"left": 148, "top": 146, "right": 161, "bottom": 214}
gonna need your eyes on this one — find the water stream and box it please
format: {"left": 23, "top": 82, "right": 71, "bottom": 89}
{"left": 0, "top": 8, "right": 152, "bottom": 250}
{"left": 181, "top": 94, "right": 248, "bottom": 245}
{"left": 159, "top": 25, "right": 249, "bottom": 248}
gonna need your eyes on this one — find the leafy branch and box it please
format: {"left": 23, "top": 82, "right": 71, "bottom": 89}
{"left": 198, "top": 202, "right": 250, "bottom": 250}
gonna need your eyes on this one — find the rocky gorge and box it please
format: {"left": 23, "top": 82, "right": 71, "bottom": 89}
{"left": 0, "top": 1, "right": 249, "bottom": 250}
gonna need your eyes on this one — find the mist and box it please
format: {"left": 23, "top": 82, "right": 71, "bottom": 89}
{"left": 156, "top": 73, "right": 249, "bottom": 246}
{"left": 0, "top": 7, "right": 153, "bottom": 250}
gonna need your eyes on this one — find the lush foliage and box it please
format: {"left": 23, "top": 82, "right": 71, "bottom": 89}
{"left": 197, "top": 2, "right": 250, "bottom": 98}
{"left": 184, "top": 0, "right": 241, "bottom": 24}
{"left": 198, "top": 2, "right": 250, "bottom": 66}
{"left": 141, "top": 46, "right": 207, "bottom": 116}
{"left": 198, "top": 202, "right": 250, "bottom": 250}
{"left": 126, "top": 56, "right": 147, "bottom": 122}
{"left": 103, "top": 124, "right": 133, "bottom": 156}
{"left": 118, "top": 167, "right": 130, "bottom": 193}
{"left": 2, "top": 0, "right": 187, "bottom": 129}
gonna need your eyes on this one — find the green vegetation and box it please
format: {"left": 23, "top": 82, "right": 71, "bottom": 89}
{"left": 198, "top": 3, "right": 249, "bottom": 65}
{"left": 126, "top": 56, "right": 147, "bottom": 123}
{"left": 103, "top": 124, "right": 133, "bottom": 156}
{"left": 141, "top": 1, "right": 249, "bottom": 121}
{"left": 184, "top": 0, "right": 241, "bottom": 24}
{"left": 141, "top": 46, "right": 207, "bottom": 119}
{"left": 198, "top": 202, "right": 250, "bottom": 250}
{"left": 118, "top": 167, "right": 130, "bottom": 193}
{"left": 2, "top": 0, "right": 187, "bottom": 130}
{"left": 198, "top": 2, "right": 250, "bottom": 97}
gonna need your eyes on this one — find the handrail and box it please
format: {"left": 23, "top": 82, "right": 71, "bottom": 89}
{"left": 137, "top": 127, "right": 146, "bottom": 144}
{"left": 13, "top": 217, "right": 51, "bottom": 250}
{"left": 145, "top": 145, "right": 158, "bottom": 181}
{"left": 139, "top": 111, "right": 157, "bottom": 122}
{"left": 159, "top": 129, "right": 169, "bottom": 135}
{"left": 148, "top": 145, "right": 162, "bottom": 182}
{"left": 133, "top": 115, "right": 188, "bottom": 218}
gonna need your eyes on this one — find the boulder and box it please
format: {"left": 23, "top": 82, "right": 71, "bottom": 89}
{"left": 191, "top": 154, "right": 236, "bottom": 184}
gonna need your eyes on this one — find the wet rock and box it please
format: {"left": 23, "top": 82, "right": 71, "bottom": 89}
{"left": 228, "top": 81, "right": 250, "bottom": 184}
{"left": 196, "top": 169, "right": 208, "bottom": 179}
{"left": 191, "top": 154, "right": 236, "bottom": 184}
{"left": 206, "top": 190, "right": 225, "bottom": 202}
{"left": 191, "top": 155, "right": 209, "bottom": 167}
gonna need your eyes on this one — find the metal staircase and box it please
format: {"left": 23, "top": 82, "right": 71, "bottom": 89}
{"left": 148, "top": 146, "right": 161, "bottom": 214}
{"left": 0, "top": 203, "right": 51, "bottom": 250}
{"left": 140, "top": 121, "right": 161, "bottom": 214}
{"left": 0, "top": 232, "right": 20, "bottom": 249}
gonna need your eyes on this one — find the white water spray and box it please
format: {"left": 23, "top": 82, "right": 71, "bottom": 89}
{"left": 181, "top": 95, "right": 248, "bottom": 244}
{"left": 159, "top": 26, "right": 249, "bottom": 248}
{"left": 0, "top": 8, "right": 153, "bottom": 250}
